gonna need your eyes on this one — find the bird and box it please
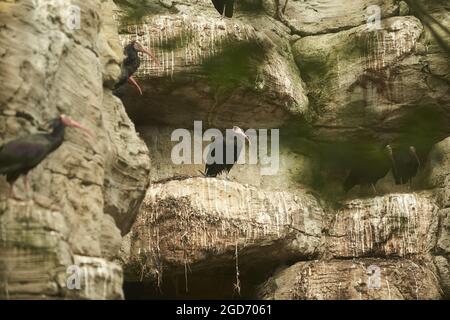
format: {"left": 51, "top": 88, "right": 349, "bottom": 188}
{"left": 390, "top": 145, "right": 421, "bottom": 186}
{"left": 203, "top": 126, "right": 250, "bottom": 178}
{"left": 113, "top": 40, "right": 159, "bottom": 96}
{"left": 0, "top": 115, "right": 94, "bottom": 200}
{"left": 211, "top": 0, "right": 235, "bottom": 18}
{"left": 344, "top": 144, "right": 395, "bottom": 194}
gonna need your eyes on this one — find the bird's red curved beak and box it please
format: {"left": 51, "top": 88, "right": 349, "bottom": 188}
{"left": 61, "top": 116, "right": 95, "bottom": 140}
{"left": 140, "top": 47, "right": 160, "bottom": 66}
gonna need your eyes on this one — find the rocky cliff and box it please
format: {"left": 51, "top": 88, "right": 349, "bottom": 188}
{"left": 0, "top": 0, "right": 449, "bottom": 300}
{"left": 0, "top": 0, "right": 150, "bottom": 299}
{"left": 118, "top": 0, "right": 450, "bottom": 300}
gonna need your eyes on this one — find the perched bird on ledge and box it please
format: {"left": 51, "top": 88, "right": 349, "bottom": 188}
{"left": 202, "top": 126, "right": 250, "bottom": 178}
{"left": 113, "top": 40, "right": 159, "bottom": 97}
{"left": 344, "top": 144, "right": 395, "bottom": 194}
{"left": 0, "top": 115, "right": 94, "bottom": 200}
{"left": 390, "top": 144, "right": 421, "bottom": 186}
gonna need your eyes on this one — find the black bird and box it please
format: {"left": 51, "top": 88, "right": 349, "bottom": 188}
{"left": 390, "top": 145, "right": 421, "bottom": 185}
{"left": 211, "top": 0, "right": 235, "bottom": 18}
{"left": 344, "top": 144, "right": 395, "bottom": 193}
{"left": 203, "top": 126, "right": 250, "bottom": 177}
{"left": 0, "top": 115, "right": 93, "bottom": 199}
{"left": 113, "top": 41, "right": 159, "bottom": 96}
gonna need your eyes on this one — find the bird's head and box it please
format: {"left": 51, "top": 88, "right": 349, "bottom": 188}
{"left": 385, "top": 144, "right": 397, "bottom": 172}
{"left": 232, "top": 126, "right": 250, "bottom": 144}
{"left": 132, "top": 41, "right": 154, "bottom": 57}
{"left": 385, "top": 144, "right": 393, "bottom": 157}
{"left": 60, "top": 115, "right": 95, "bottom": 140}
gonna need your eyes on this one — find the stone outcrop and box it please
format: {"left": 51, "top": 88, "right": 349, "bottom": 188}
{"left": 125, "top": 178, "right": 324, "bottom": 279}
{"left": 426, "top": 137, "right": 450, "bottom": 298}
{"left": 258, "top": 258, "right": 442, "bottom": 300}
{"left": 265, "top": 0, "right": 399, "bottom": 35}
{"left": 119, "top": 0, "right": 449, "bottom": 300}
{"left": 117, "top": 5, "right": 308, "bottom": 128}
{"left": 293, "top": 15, "right": 450, "bottom": 142}
{"left": 0, "top": 0, "right": 449, "bottom": 300}
{"left": 254, "top": 189, "right": 448, "bottom": 300}
{"left": 328, "top": 193, "right": 438, "bottom": 258}
{"left": 0, "top": 0, "right": 150, "bottom": 299}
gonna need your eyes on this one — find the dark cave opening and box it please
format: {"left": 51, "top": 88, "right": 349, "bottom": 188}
{"left": 123, "top": 258, "right": 289, "bottom": 300}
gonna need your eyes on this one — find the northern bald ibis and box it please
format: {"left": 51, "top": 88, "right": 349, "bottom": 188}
{"left": 344, "top": 145, "right": 395, "bottom": 193}
{"left": 113, "top": 41, "right": 159, "bottom": 96}
{"left": 211, "top": 0, "right": 235, "bottom": 18}
{"left": 203, "top": 126, "right": 250, "bottom": 178}
{"left": 0, "top": 115, "right": 94, "bottom": 199}
{"left": 390, "top": 145, "right": 421, "bottom": 185}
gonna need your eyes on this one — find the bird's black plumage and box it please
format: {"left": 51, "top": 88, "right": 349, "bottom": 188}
{"left": 205, "top": 135, "right": 244, "bottom": 177}
{"left": 390, "top": 145, "right": 421, "bottom": 185}
{"left": 386, "top": 108, "right": 450, "bottom": 186}
{"left": 0, "top": 118, "right": 66, "bottom": 186}
{"left": 344, "top": 145, "right": 393, "bottom": 192}
{"left": 211, "top": 0, "right": 235, "bottom": 18}
{"left": 114, "top": 41, "right": 142, "bottom": 92}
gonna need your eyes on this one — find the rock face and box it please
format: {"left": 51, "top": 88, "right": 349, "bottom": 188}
{"left": 258, "top": 259, "right": 442, "bottom": 300}
{"left": 136, "top": 124, "right": 315, "bottom": 191}
{"left": 0, "top": 0, "right": 150, "bottom": 299}
{"left": 427, "top": 137, "right": 450, "bottom": 298}
{"left": 257, "top": 192, "right": 443, "bottom": 300}
{"left": 119, "top": 0, "right": 450, "bottom": 300}
{"left": 119, "top": 13, "right": 308, "bottom": 128}
{"left": 1, "top": 0, "right": 449, "bottom": 300}
{"left": 126, "top": 178, "right": 324, "bottom": 276}
{"left": 329, "top": 193, "right": 438, "bottom": 258}
{"left": 293, "top": 15, "right": 450, "bottom": 142}
{"left": 267, "top": 0, "right": 399, "bottom": 35}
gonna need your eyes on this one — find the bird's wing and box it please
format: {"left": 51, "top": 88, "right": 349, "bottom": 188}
{"left": 211, "top": 0, "right": 225, "bottom": 15}
{"left": 114, "top": 65, "right": 130, "bottom": 89}
{"left": 205, "top": 136, "right": 228, "bottom": 176}
{"left": 206, "top": 136, "right": 225, "bottom": 164}
{"left": 0, "top": 135, "right": 49, "bottom": 174}
{"left": 224, "top": 0, "right": 234, "bottom": 18}
{"left": 234, "top": 138, "right": 245, "bottom": 163}
{"left": 223, "top": 135, "right": 245, "bottom": 164}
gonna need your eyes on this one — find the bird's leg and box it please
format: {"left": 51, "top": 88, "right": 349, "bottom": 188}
{"left": 8, "top": 183, "right": 16, "bottom": 199}
{"left": 221, "top": 4, "right": 226, "bottom": 19}
{"left": 371, "top": 184, "right": 378, "bottom": 195}
{"left": 128, "top": 76, "right": 143, "bottom": 95}
{"left": 8, "top": 183, "right": 24, "bottom": 201}
{"left": 23, "top": 175, "right": 28, "bottom": 193}
{"left": 23, "top": 175, "right": 33, "bottom": 200}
